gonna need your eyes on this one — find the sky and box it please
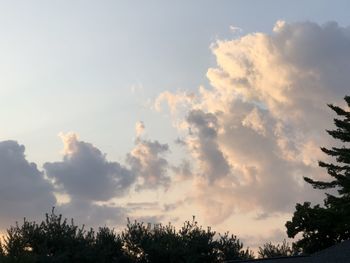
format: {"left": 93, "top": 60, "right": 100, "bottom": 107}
{"left": 1, "top": 0, "right": 350, "bottom": 249}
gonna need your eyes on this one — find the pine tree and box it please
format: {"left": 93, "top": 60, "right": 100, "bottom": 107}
{"left": 286, "top": 96, "right": 350, "bottom": 254}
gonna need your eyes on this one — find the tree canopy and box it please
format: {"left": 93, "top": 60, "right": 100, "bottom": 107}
{"left": 0, "top": 210, "right": 253, "bottom": 263}
{"left": 286, "top": 96, "right": 350, "bottom": 254}
{"left": 258, "top": 240, "right": 292, "bottom": 258}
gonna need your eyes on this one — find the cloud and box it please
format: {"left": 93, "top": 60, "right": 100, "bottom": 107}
{"left": 135, "top": 121, "right": 145, "bottom": 137}
{"left": 127, "top": 137, "right": 170, "bottom": 190}
{"left": 229, "top": 25, "right": 243, "bottom": 34}
{"left": 126, "top": 202, "right": 159, "bottom": 211}
{"left": 156, "top": 21, "right": 350, "bottom": 224}
{"left": 0, "top": 140, "right": 56, "bottom": 228}
{"left": 242, "top": 228, "right": 291, "bottom": 251}
{"left": 56, "top": 199, "right": 128, "bottom": 228}
{"left": 42, "top": 130, "right": 173, "bottom": 227}
{"left": 186, "top": 109, "right": 231, "bottom": 182}
{"left": 44, "top": 133, "right": 135, "bottom": 202}
{"left": 171, "top": 159, "right": 192, "bottom": 180}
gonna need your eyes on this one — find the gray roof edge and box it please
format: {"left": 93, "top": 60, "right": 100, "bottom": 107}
{"left": 225, "top": 255, "right": 310, "bottom": 263}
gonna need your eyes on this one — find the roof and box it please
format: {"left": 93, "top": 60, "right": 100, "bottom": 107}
{"left": 310, "top": 239, "right": 350, "bottom": 263}
{"left": 226, "top": 240, "right": 350, "bottom": 263}
{"left": 226, "top": 256, "right": 311, "bottom": 263}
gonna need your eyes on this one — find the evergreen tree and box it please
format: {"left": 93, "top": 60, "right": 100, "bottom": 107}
{"left": 286, "top": 96, "right": 350, "bottom": 254}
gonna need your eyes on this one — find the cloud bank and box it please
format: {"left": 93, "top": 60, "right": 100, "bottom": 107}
{"left": 0, "top": 129, "right": 172, "bottom": 229}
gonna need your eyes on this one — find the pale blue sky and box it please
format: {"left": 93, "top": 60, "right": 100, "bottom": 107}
{"left": 0, "top": 0, "right": 349, "bottom": 164}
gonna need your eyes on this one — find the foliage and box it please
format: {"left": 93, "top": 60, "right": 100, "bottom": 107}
{"left": 121, "top": 217, "right": 253, "bottom": 262}
{"left": 122, "top": 219, "right": 181, "bottom": 262}
{"left": 178, "top": 218, "right": 217, "bottom": 262}
{"left": 286, "top": 96, "right": 350, "bottom": 254}
{"left": 94, "top": 227, "right": 129, "bottom": 263}
{"left": 1, "top": 211, "right": 252, "bottom": 262}
{"left": 215, "top": 232, "right": 254, "bottom": 261}
{"left": 1, "top": 208, "right": 129, "bottom": 263}
{"left": 258, "top": 240, "right": 292, "bottom": 258}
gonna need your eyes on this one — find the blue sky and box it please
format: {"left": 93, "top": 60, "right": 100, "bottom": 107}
{"left": 1, "top": 0, "right": 350, "bottom": 248}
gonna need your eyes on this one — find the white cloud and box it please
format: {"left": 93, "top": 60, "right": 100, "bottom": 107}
{"left": 230, "top": 25, "right": 243, "bottom": 34}
{"left": 242, "top": 107, "right": 267, "bottom": 136}
{"left": 156, "top": 21, "right": 350, "bottom": 225}
{"left": 135, "top": 121, "right": 145, "bottom": 137}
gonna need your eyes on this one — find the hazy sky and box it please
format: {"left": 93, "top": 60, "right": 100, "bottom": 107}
{"left": 1, "top": 0, "right": 350, "bottom": 249}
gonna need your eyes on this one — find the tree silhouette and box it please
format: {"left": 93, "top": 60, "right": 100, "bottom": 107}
{"left": 286, "top": 96, "right": 350, "bottom": 254}
{"left": 258, "top": 240, "right": 292, "bottom": 258}
{"left": 3, "top": 208, "right": 96, "bottom": 262}
{"left": 215, "top": 232, "right": 254, "bottom": 261}
{"left": 121, "top": 217, "right": 253, "bottom": 262}
{"left": 1, "top": 211, "right": 252, "bottom": 262}
{"left": 94, "top": 227, "right": 130, "bottom": 263}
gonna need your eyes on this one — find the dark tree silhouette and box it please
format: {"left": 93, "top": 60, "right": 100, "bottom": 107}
{"left": 3, "top": 208, "right": 95, "bottom": 262}
{"left": 121, "top": 217, "right": 253, "bottom": 262}
{"left": 94, "top": 227, "right": 130, "bottom": 263}
{"left": 1, "top": 211, "right": 252, "bottom": 262}
{"left": 215, "top": 232, "right": 254, "bottom": 261}
{"left": 121, "top": 219, "right": 182, "bottom": 262}
{"left": 286, "top": 96, "right": 350, "bottom": 254}
{"left": 258, "top": 240, "right": 292, "bottom": 258}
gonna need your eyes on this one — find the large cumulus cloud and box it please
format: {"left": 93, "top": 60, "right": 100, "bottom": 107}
{"left": 156, "top": 21, "right": 350, "bottom": 224}
{"left": 0, "top": 141, "right": 56, "bottom": 228}
{"left": 44, "top": 133, "right": 135, "bottom": 202}
{"left": 42, "top": 130, "right": 171, "bottom": 227}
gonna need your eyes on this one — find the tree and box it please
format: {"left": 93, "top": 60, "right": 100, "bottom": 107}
{"left": 2, "top": 210, "right": 252, "bottom": 262}
{"left": 121, "top": 216, "right": 252, "bottom": 263}
{"left": 94, "top": 227, "right": 130, "bottom": 263}
{"left": 3, "top": 208, "right": 98, "bottom": 263}
{"left": 286, "top": 96, "right": 350, "bottom": 254}
{"left": 216, "top": 232, "right": 254, "bottom": 261}
{"left": 258, "top": 240, "right": 292, "bottom": 258}
{"left": 122, "top": 220, "right": 182, "bottom": 263}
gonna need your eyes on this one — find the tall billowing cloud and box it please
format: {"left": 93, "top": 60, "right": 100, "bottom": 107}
{"left": 156, "top": 21, "right": 350, "bottom": 224}
{"left": 0, "top": 141, "right": 56, "bottom": 228}
{"left": 127, "top": 123, "right": 171, "bottom": 190}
